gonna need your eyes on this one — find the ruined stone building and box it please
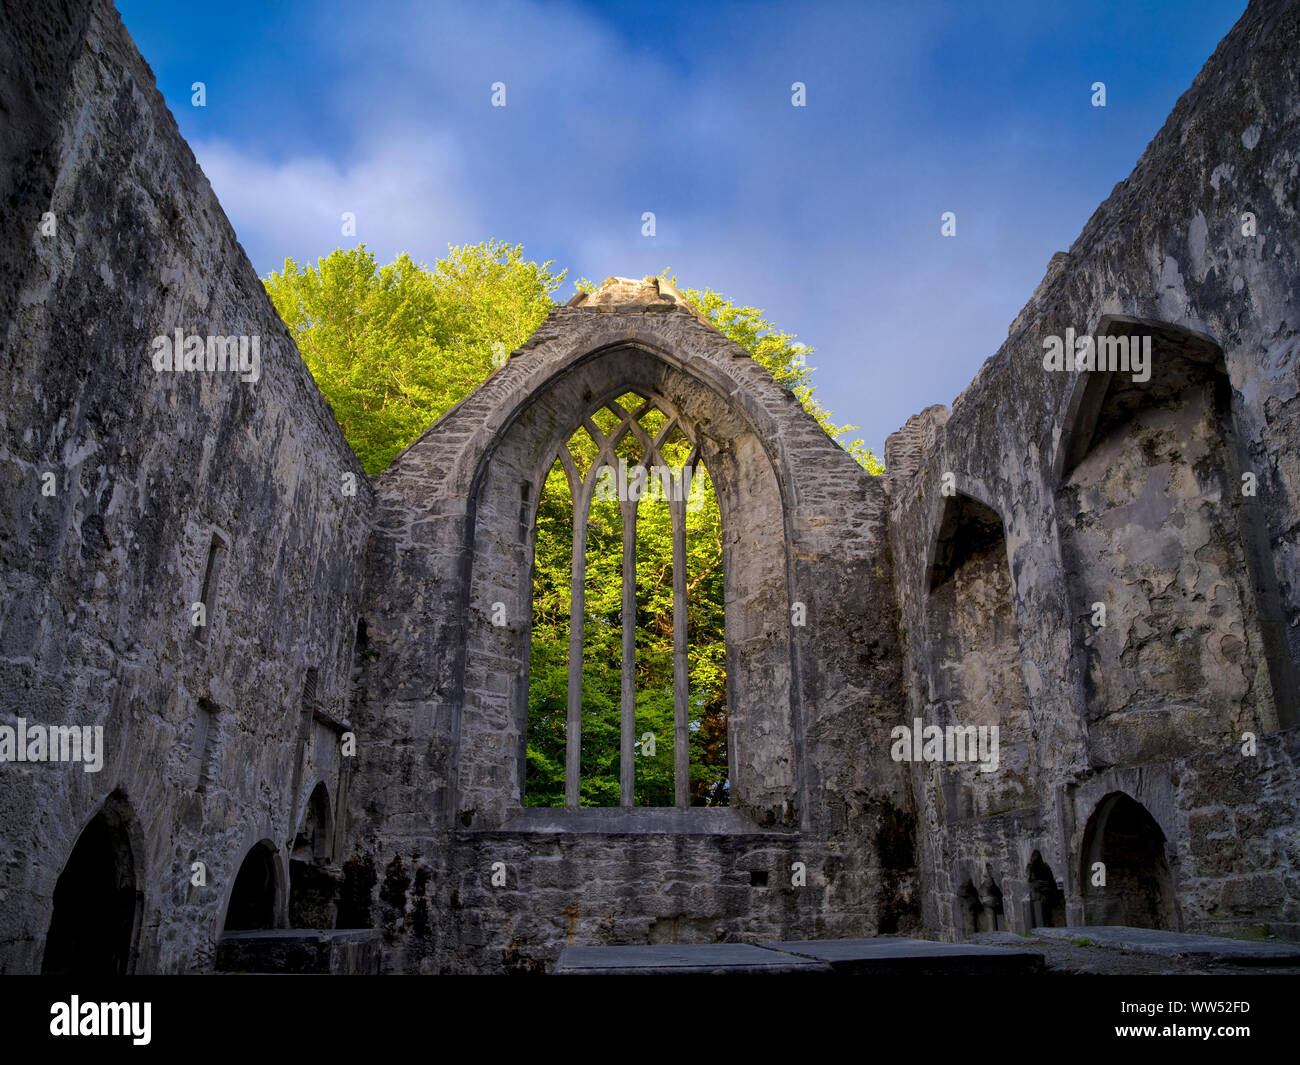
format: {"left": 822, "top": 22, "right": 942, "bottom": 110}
{"left": 1, "top": 0, "right": 1297, "bottom": 974}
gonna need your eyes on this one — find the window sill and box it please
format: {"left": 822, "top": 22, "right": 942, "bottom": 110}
{"left": 480, "top": 806, "right": 793, "bottom": 836}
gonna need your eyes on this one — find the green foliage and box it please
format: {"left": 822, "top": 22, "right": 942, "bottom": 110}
{"left": 265, "top": 241, "right": 565, "bottom": 474}
{"left": 264, "top": 246, "right": 880, "bottom": 808}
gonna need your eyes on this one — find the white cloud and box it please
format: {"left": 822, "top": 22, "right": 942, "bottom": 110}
{"left": 192, "top": 130, "right": 484, "bottom": 274}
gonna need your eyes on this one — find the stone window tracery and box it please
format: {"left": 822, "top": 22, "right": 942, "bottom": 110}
{"left": 525, "top": 391, "right": 728, "bottom": 808}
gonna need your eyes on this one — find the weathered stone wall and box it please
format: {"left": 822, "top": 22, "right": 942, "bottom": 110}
{"left": 886, "top": 0, "right": 1300, "bottom": 941}
{"left": 924, "top": 496, "right": 1037, "bottom": 818}
{"left": 348, "top": 289, "right": 916, "bottom": 972}
{"left": 1171, "top": 728, "right": 1300, "bottom": 936}
{"left": 1059, "top": 361, "right": 1267, "bottom": 761}
{"left": 0, "top": 0, "right": 373, "bottom": 972}
{"left": 2, "top": 0, "right": 1298, "bottom": 976}
{"left": 373, "top": 819, "right": 888, "bottom": 974}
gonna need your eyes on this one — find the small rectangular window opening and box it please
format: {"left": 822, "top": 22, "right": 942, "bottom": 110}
{"left": 195, "top": 532, "right": 228, "bottom": 641}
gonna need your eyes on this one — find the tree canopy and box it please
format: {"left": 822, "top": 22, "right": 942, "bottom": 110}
{"left": 265, "top": 241, "right": 566, "bottom": 474}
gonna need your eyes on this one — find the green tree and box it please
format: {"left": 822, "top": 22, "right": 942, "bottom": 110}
{"left": 523, "top": 404, "right": 728, "bottom": 808}
{"left": 526, "top": 277, "right": 882, "bottom": 808}
{"left": 265, "top": 241, "right": 565, "bottom": 473}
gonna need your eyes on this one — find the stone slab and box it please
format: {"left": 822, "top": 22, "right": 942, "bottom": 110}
{"left": 215, "top": 929, "right": 383, "bottom": 974}
{"left": 1032, "top": 926, "right": 1300, "bottom": 965}
{"left": 763, "top": 937, "right": 1045, "bottom": 975}
{"left": 553, "top": 943, "right": 830, "bottom": 974}
{"left": 495, "top": 806, "right": 788, "bottom": 835}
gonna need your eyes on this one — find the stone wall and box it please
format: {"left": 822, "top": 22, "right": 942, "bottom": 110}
{"left": 0, "top": 0, "right": 372, "bottom": 972}
{"left": 885, "top": 0, "right": 1300, "bottom": 941}
{"left": 349, "top": 287, "right": 917, "bottom": 972}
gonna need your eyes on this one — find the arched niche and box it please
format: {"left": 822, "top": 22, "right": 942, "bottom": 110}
{"left": 1080, "top": 791, "right": 1177, "bottom": 930}
{"left": 289, "top": 781, "right": 340, "bottom": 929}
{"left": 41, "top": 791, "right": 143, "bottom": 976}
{"left": 455, "top": 342, "right": 797, "bottom": 829}
{"left": 1053, "top": 316, "right": 1297, "bottom": 767}
{"left": 922, "top": 488, "right": 1035, "bottom": 817}
{"left": 223, "top": 839, "right": 283, "bottom": 933}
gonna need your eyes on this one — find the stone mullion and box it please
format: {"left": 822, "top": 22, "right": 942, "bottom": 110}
{"left": 639, "top": 422, "right": 695, "bottom": 809}
{"left": 565, "top": 441, "right": 621, "bottom": 809}
{"left": 619, "top": 495, "right": 638, "bottom": 807}
{"left": 562, "top": 400, "right": 697, "bottom": 809}
{"left": 670, "top": 489, "right": 689, "bottom": 809}
{"left": 559, "top": 446, "right": 585, "bottom": 810}
{"left": 611, "top": 410, "right": 658, "bottom": 807}
{"left": 674, "top": 445, "right": 701, "bottom": 807}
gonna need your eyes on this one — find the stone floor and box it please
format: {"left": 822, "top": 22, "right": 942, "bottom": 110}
{"left": 554, "top": 929, "right": 1300, "bottom": 975}
{"left": 969, "top": 928, "right": 1300, "bottom": 975}
{"left": 555, "top": 936, "right": 1045, "bottom": 974}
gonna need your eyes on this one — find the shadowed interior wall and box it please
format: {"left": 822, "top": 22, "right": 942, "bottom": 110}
{"left": 1056, "top": 327, "right": 1283, "bottom": 766}
{"left": 886, "top": 0, "right": 1300, "bottom": 941}
{"left": 924, "top": 493, "right": 1035, "bottom": 820}
{"left": 0, "top": 0, "right": 372, "bottom": 973}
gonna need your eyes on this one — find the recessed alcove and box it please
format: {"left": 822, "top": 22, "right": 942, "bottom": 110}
{"left": 1054, "top": 317, "right": 1298, "bottom": 763}
{"left": 923, "top": 492, "right": 1035, "bottom": 817}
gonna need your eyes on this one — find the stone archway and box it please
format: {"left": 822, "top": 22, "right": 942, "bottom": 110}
{"left": 457, "top": 337, "right": 798, "bottom": 828}
{"left": 41, "top": 793, "right": 141, "bottom": 976}
{"left": 1080, "top": 792, "right": 1177, "bottom": 929}
{"left": 1054, "top": 316, "right": 1298, "bottom": 751}
{"left": 922, "top": 489, "right": 1034, "bottom": 817}
{"left": 289, "top": 782, "right": 340, "bottom": 928}
{"left": 224, "top": 840, "right": 281, "bottom": 932}
{"left": 353, "top": 277, "right": 912, "bottom": 964}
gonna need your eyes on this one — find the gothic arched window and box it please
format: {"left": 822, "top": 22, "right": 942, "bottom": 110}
{"left": 526, "top": 392, "right": 727, "bottom": 808}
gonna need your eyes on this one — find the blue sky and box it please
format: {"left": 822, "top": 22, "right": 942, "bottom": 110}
{"left": 116, "top": 0, "right": 1246, "bottom": 459}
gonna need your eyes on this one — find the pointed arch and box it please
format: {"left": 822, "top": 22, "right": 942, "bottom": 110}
{"left": 41, "top": 790, "right": 142, "bottom": 976}
{"left": 926, "top": 489, "right": 1009, "bottom": 593}
{"left": 456, "top": 340, "right": 799, "bottom": 828}
{"left": 1053, "top": 315, "right": 1298, "bottom": 749}
{"left": 921, "top": 488, "right": 1036, "bottom": 815}
{"left": 289, "top": 781, "right": 339, "bottom": 928}
{"left": 223, "top": 839, "right": 283, "bottom": 932}
{"left": 1080, "top": 792, "right": 1177, "bottom": 929}
{"left": 1053, "top": 315, "right": 1225, "bottom": 484}
{"left": 526, "top": 390, "right": 716, "bottom": 809}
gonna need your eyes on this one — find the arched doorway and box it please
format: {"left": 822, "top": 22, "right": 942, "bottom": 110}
{"left": 41, "top": 794, "right": 140, "bottom": 976}
{"left": 1026, "top": 850, "right": 1066, "bottom": 928}
{"left": 289, "top": 782, "right": 340, "bottom": 928}
{"left": 224, "top": 840, "right": 280, "bottom": 931}
{"left": 1080, "top": 792, "right": 1176, "bottom": 929}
